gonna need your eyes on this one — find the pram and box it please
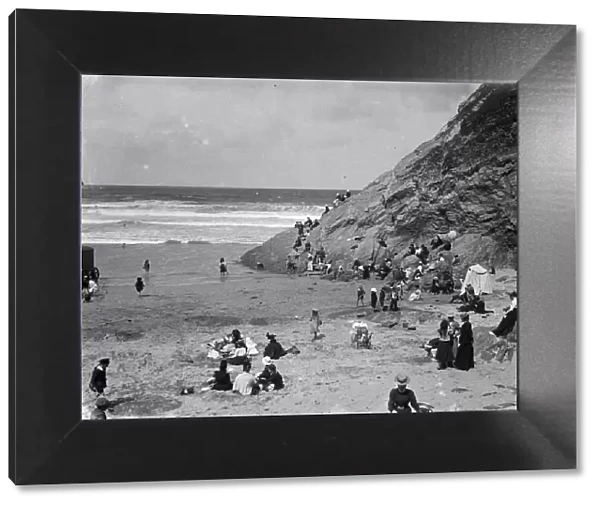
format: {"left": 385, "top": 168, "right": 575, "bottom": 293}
{"left": 352, "top": 326, "right": 373, "bottom": 349}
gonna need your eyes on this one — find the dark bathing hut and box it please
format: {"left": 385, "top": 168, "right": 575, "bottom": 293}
{"left": 82, "top": 245, "right": 95, "bottom": 272}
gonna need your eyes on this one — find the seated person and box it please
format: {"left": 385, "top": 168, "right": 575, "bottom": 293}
{"left": 350, "top": 317, "right": 370, "bottom": 345}
{"left": 232, "top": 362, "right": 259, "bottom": 395}
{"left": 430, "top": 277, "right": 441, "bottom": 295}
{"left": 388, "top": 373, "right": 421, "bottom": 413}
{"left": 263, "top": 332, "right": 288, "bottom": 360}
{"left": 408, "top": 287, "right": 422, "bottom": 302}
{"left": 257, "top": 357, "right": 285, "bottom": 391}
{"left": 490, "top": 291, "right": 518, "bottom": 338}
{"left": 208, "top": 360, "right": 233, "bottom": 391}
{"left": 441, "top": 278, "right": 455, "bottom": 294}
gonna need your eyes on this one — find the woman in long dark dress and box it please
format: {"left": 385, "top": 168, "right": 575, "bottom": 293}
{"left": 435, "top": 319, "right": 454, "bottom": 370}
{"left": 455, "top": 314, "right": 475, "bottom": 371}
{"left": 210, "top": 360, "right": 233, "bottom": 391}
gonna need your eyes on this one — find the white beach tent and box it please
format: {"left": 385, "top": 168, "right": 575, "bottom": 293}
{"left": 461, "top": 264, "right": 494, "bottom": 295}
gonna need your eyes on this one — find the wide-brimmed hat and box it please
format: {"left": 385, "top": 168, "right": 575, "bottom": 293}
{"left": 447, "top": 314, "right": 454, "bottom": 319}
{"left": 262, "top": 356, "right": 274, "bottom": 366}
{"left": 371, "top": 288, "right": 377, "bottom": 292}
{"left": 395, "top": 373, "right": 410, "bottom": 385}
{"left": 98, "top": 358, "right": 110, "bottom": 365}
{"left": 460, "top": 313, "right": 470, "bottom": 321}
{"left": 266, "top": 332, "right": 277, "bottom": 340}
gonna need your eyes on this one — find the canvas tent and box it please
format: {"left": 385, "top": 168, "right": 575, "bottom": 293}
{"left": 461, "top": 264, "right": 493, "bottom": 295}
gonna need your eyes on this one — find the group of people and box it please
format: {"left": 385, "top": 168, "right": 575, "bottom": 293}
{"left": 424, "top": 313, "right": 475, "bottom": 371}
{"left": 82, "top": 268, "right": 100, "bottom": 302}
{"left": 358, "top": 283, "right": 403, "bottom": 312}
{"left": 206, "top": 356, "right": 285, "bottom": 395}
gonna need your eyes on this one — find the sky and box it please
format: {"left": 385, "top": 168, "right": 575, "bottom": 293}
{"left": 82, "top": 76, "right": 479, "bottom": 190}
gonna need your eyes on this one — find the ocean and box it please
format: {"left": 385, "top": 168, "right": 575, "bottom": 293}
{"left": 82, "top": 185, "right": 340, "bottom": 245}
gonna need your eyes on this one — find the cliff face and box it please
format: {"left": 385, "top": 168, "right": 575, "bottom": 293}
{"left": 241, "top": 84, "right": 518, "bottom": 273}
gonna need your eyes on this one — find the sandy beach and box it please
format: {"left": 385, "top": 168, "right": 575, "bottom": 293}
{"left": 82, "top": 243, "right": 517, "bottom": 419}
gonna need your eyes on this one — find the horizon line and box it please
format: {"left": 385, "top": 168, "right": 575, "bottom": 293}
{"left": 82, "top": 183, "right": 362, "bottom": 192}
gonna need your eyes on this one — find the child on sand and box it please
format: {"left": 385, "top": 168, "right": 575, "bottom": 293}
{"left": 219, "top": 257, "right": 228, "bottom": 277}
{"left": 135, "top": 276, "right": 145, "bottom": 295}
{"left": 357, "top": 285, "right": 365, "bottom": 306}
{"left": 309, "top": 309, "right": 322, "bottom": 341}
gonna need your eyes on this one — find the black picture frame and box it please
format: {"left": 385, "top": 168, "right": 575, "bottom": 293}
{"left": 9, "top": 9, "right": 577, "bottom": 485}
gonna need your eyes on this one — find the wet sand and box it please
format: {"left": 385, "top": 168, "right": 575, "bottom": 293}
{"left": 82, "top": 243, "right": 517, "bottom": 418}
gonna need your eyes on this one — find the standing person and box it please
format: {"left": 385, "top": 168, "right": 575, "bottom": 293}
{"left": 390, "top": 285, "right": 399, "bottom": 311}
{"left": 219, "top": 257, "right": 228, "bottom": 277}
{"left": 370, "top": 288, "right": 378, "bottom": 309}
{"left": 135, "top": 276, "right": 145, "bottom": 295}
{"left": 387, "top": 373, "right": 421, "bottom": 414}
{"left": 357, "top": 285, "right": 366, "bottom": 307}
{"left": 435, "top": 319, "right": 454, "bottom": 370}
{"left": 143, "top": 259, "right": 150, "bottom": 274}
{"left": 379, "top": 287, "right": 386, "bottom": 310}
{"left": 455, "top": 314, "right": 475, "bottom": 371}
{"left": 448, "top": 314, "right": 461, "bottom": 358}
{"left": 89, "top": 358, "right": 110, "bottom": 396}
{"left": 309, "top": 309, "right": 322, "bottom": 341}
{"left": 232, "top": 362, "right": 259, "bottom": 396}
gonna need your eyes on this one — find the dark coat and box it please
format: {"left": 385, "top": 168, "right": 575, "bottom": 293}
{"left": 264, "top": 340, "right": 286, "bottom": 360}
{"left": 455, "top": 322, "right": 475, "bottom": 371}
{"left": 89, "top": 366, "right": 107, "bottom": 393}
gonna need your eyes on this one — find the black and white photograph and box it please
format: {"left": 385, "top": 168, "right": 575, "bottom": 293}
{"left": 81, "top": 76, "right": 518, "bottom": 419}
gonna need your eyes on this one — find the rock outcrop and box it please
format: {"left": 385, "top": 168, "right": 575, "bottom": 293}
{"left": 241, "top": 84, "right": 517, "bottom": 274}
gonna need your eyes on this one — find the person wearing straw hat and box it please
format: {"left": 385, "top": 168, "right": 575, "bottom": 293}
{"left": 455, "top": 314, "right": 475, "bottom": 371}
{"left": 387, "top": 373, "right": 421, "bottom": 414}
{"left": 257, "top": 356, "right": 284, "bottom": 391}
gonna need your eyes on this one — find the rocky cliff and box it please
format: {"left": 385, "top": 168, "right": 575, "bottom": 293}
{"left": 241, "top": 84, "right": 517, "bottom": 274}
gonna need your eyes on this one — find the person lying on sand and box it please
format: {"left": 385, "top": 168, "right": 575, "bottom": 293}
{"left": 257, "top": 357, "right": 285, "bottom": 392}
{"left": 388, "top": 373, "right": 421, "bottom": 414}
{"left": 208, "top": 360, "right": 233, "bottom": 391}
{"left": 232, "top": 362, "right": 259, "bottom": 396}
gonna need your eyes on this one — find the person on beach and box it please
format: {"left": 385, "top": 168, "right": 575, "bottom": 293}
{"left": 263, "top": 333, "right": 287, "bottom": 360}
{"left": 89, "top": 358, "right": 110, "bottom": 396}
{"left": 82, "top": 276, "right": 92, "bottom": 302}
{"left": 408, "top": 287, "right": 422, "bottom": 302}
{"left": 357, "top": 285, "right": 366, "bottom": 307}
{"left": 435, "top": 319, "right": 454, "bottom": 370}
{"left": 135, "top": 276, "right": 145, "bottom": 295}
{"left": 379, "top": 287, "right": 386, "bottom": 310}
{"left": 257, "top": 357, "right": 285, "bottom": 391}
{"left": 448, "top": 314, "right": 461, "bottom": 358}
{"left": 430, "top": 277, "right": 441, "bottom": 295}
{"left": 370, "top": 288, "right": 378, "bottom": 309}
{"left": 388, "top": 373, "right": 421, "bottom": 414}
{"left": 90, "top": 267, "right": 101, "bottom": 283}
{"left": 208, "top": 360, "right": 234, "bottom": 391}
{"left": 90, "top": 397, "right": 113, "bottom": 420}
{"left": 390, "top": 285, "right": 399, "bottom": 311}
{"left": 323, "top": 205, "right": 330, "bottom": 215}
{"left": 455, "top": 314, "right": 475, "bottom": 371}
{"left": 346, "top": 190, "right": 352, "bottom": 199}
{"left": 219, "top": 257, "right": 228, "bottom": 277}
{"left": 309, "top": 309, "right": 322, "bottom": 341}
{"left": 232, "top": 362, "right": 259, "bottom": 396}
{"left": 490, "top": 291, "right": 518, "bottom": 338}
{"left": 143, "top": 259, "right": 150, "bottom": 274}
